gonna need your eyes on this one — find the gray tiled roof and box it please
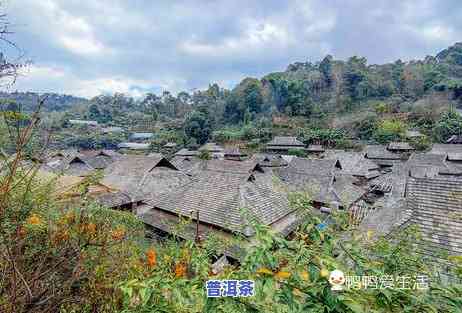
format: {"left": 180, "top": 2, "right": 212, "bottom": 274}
{"left": 306, "top": 145, "right": 325, "bottom": 152}
{"left": 267, "top": 136, "right": 304, "bottom": 147}
{"left": 117, "top": 142, "right": 150, "bottom": 150}
{"left": 102, "top": 155, "right": 181, "bottom": 200}
{"left": 284, "top": 157, "right": 341, "bottom": 175}
{"left": 388, "top": 142, "right": 415, "bottom": 151}
{"left": 94, "top": 191, "right": 133, "bottom": 208}
{"left": 406, "top": 130, "right": 424, "bottom": 138}
{"left": 406, "top": 177, "right": 462, "bottom": 261}
{"left": 252, "top": 154, "right": 288, "bottom": 167}
{"left": 138, "top": 167, "right": 192, "bottom": 200}
{"left": 69, "top": 119, "right": 98, "bottom": 125}
{"left": 42, "top": 150, "right": 121, "bottom": 176}
{"left": 364, "top": 145, "right": 403, "bottom": 160}
{"left": 170, "top": 156, "right": 202, "bottom": 174}
{"left": 324, "top": 151, "right": 378, "bottom": 178}
{"left": 43, "top": 153, "right": 97, "bottom": 177}
{"left": 130, "top": 132, "right": 153, "bottom": 140}
{"left": 224, "top": 148, "right": 248, "bottom": 161}
{"left": 407, "top": 153, "right": 446, "bottom": 166}
{"left": 447, "top": 153, "right": 462, "bottom": 161}
{"left": 266, "top": 145, "right": 305, "bottom": 151}
{"left": 199, "top": 158, "right": 262, "bottom": 174}
{"left": 145, "top": 171, "right": 292, "bottom": 236}
{"left": 272, "top": 157, "right": 365, "bottom": 207}
{"left": 199, "top": 142, "right": 224, "bottom": 152}
{"left": 430, "top": 144, "right": 462, "bottom": 155}
{"left": 407, "top": 152, "right": 462, "bottom": 178}
{"left": 175, "top": 148, "right": 199, "bottom": 157}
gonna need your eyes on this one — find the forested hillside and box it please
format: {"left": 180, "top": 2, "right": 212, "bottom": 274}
{"left": 0, "top": 92, "right": 88, "bottom": 111}
{"left": 3, "top": 43, "right": 462, "bottom": 150}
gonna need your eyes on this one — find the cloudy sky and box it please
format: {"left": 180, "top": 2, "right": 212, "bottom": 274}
{"left": 3, "top": 0, "right": 461, "bottom": 98}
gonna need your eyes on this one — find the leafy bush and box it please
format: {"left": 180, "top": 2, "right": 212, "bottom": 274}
{"left": 287, "top": 148, "right": 306, "bottom": 157}
{"left": 298, "top": 128, "right": 346, "bottom": 148}
{"left": 373, "top": 118, "right": 407, "bottom": 144}
{"left": 354, "top": 114, "right": 378, "bottom": 140}
{"left": 434, "top": 110, "right": 462, "bottom": 142}
{"left": 409, "top": 135, "right": 431, "bottom": 151}
{"left": 212, "top": 124, "right": 272, "bottom": 144}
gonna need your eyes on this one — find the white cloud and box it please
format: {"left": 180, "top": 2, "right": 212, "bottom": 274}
{"left": 11, "top": 0, "right": 109, "bottom": 56}
{"left": 6, "top": 0, "right": 462, "bottom": 97}
{"left": 421, "top": 25, "right": 455, "bottom": 43}
{"left": 60, "top": 36, "right": 105, "bottom": 55}
{"left": 180, "top": 20, "right": 291, "bottom": 58}
{"left": 14, "top": 64, "right": 188, "bottom": 98}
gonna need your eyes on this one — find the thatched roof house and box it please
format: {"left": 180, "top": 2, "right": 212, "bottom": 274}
{"left": 364, "top": 145, "right": 409, "bottom": 167}
{"left": 117, "top": 142, "right": 150, "bottom": 150}
{"left": 34, "top": 169, "right": 130, "bottom": 209}
{"left": 266, "top": 136, "right": 305, "bottom": 153}
{"left": 252, "top": 154, "right": 289, "bottom": 168}
{"left": 199, "top": 142, "right": 224, "bottom": 153}
{"left": 175, "top": 148, "right": 199, "bottom": 157}
{"left": 139, "top": 170, "right": 298, "bottom": 256}
{"left": 170, "top": 156, "right": 202, "bottom": 174}
{"left": 79, "top": 150, "right": 122, "bottom": 169}
{"left": 42, "top": 154, "right": 94, "bottom": 177}
{"left": 430, "top": 144, "right": 462, "bottom": 155}
{"left": 272, "top": 157, "right": 367, "bottom": 209}
{"left": 447, "top": 153, "right": 462, "bottom": 162}
{"left": 224, "top": 148, "right": 248, "bottom": 161}
{"left": 102, "top": 155, "right": 187, "bottom": 202}
{"left": 195, "top": 158, "right": 263, "bottom": 176}
{"left": 101, "top": 126, "right": 124, "bottom": 134}
{"left": 130, "top": 132, "right": 153, "bottom": 141}
{"left": 42, "top": 150, "right": 122, "bottom": 176}
{"left": 365, "top": 145, "right": 402, "bottom": 160}
{"left": 405, "top": 130, "right": 424, "bottom": 139}
{"left": 305, "top": 145, "right": 325, "bottom": 153}
{"left": 324, "top": 151, "right": 380, "bottom": 180}
{"left": 69, "top": 119, "right": 98, "bottom": 126}
{"left": 387, "top": 142, "right": 415, "bottom": 152}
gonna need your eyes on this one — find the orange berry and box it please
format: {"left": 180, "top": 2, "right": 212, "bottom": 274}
{"left": 86, "top": 223, "right": 97, "bottom": 235}
{"left": 146, "top": 249, "right": 157, "bottom": 268}
{"left": 300, "top": 271, "right": 310, "bottom": 281}
{"left": 27, "top": 214, "right": 42, "bottom": 226}
{"left": 110, "top": 227, "right": 125, "bottom": 241}
{"left": 174, "top": 262, "right": 187, "bottom": 278}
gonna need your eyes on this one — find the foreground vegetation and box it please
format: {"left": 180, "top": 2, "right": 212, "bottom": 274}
{"left": 0, "top": 112, "right": 461, "bottom": 312}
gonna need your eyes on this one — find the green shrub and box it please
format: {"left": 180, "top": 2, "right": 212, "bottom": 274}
{"left": 434, "top": 110, "right": 462, "bottom": 142}
{"left": 373, "top": 118, "right": 406, "bottom": 144}
{"left": 410, "top": 135, "right": 431, "bottom": 151}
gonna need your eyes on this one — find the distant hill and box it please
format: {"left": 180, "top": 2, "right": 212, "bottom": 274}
{"left": 0, "top": 91, "right": 88, "bottom": 112}
{"left": 251, "top": 42, "right": 462, "bottom": 116}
